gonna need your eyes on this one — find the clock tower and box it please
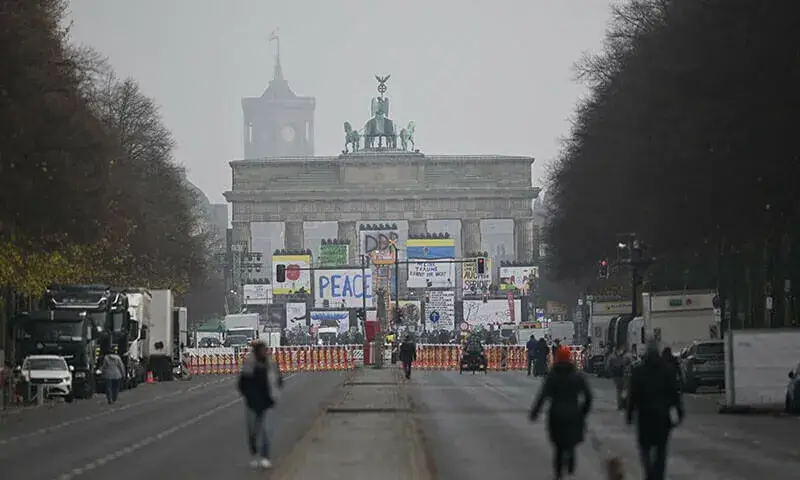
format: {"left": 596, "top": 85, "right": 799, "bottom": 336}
{"left": 242, "top": 45, "right": 315, "bottom": 158}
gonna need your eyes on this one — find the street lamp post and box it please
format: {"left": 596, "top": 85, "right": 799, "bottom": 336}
{"left": 616, "top": 233, "right": 654, "bottom": 318}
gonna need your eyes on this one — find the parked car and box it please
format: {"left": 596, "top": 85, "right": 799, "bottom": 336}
{"left": 679, "top": 339, "right": 725, "bottom": 393}
{"left": 16, "top": 355, "right": 74, "bottom": 403}
{"left": 785, "top": 362, "right": 800, "bottom": 414}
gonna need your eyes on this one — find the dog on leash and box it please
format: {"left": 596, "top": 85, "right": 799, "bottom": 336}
{"left": 606, "top": 456, "right": 624, "bottom": 479}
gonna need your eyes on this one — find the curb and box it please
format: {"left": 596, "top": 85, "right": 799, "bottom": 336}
{"left": 717, "top": 402, "right": 788, "bottom": 415}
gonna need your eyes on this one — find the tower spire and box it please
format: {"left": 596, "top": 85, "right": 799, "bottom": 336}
{"left": 268, "top": 27, "right": 282, "bottom": 80}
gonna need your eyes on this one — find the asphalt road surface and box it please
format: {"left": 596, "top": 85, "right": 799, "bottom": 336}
{"left": 1, "top": 372, "right": 346, "bottom": 479}
{"left": 4, "top": 369, "right": 798, "bottom": 479}
{"left": 408, "top": 370, "right": 800, "bottom": 479}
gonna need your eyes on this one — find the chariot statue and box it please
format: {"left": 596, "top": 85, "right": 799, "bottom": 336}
{"left": 341, "top": 74, "right": 419, "bottom": 154}
{"left": 363, "top": 75, "right": 396, "bottom": 149}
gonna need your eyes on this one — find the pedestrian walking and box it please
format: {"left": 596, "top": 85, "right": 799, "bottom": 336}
{"left": 100, "top": 349, "right": 125, "bottom": 404}
{"left": 536, "top": 337, "right": 549, "bottom": 376}
{"left": 238, "top": 339, "right": 284, "bottom": 469}
{"left": 526, "top": 335, "right": 537, "bottom": 376}
{"left": 627, "top": 340, "right": 684, "bottom": 480}
{"left": 661, "top": 347, "right": 682, "bottom": 393}
{"left": 608, "top": 348, "right": 628, "bottom": 410}
{"left": 530, "top": 345, "right": 593, "bottom": 479}
{"left": 399, "top": 335, "right": 416, "bottom": 379}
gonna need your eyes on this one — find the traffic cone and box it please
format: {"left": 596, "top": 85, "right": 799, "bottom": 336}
{"left": 146, "top": 371, "right": 155, "bottom": 384}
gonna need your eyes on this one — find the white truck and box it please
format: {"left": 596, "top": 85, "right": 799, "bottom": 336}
{"left": 146, "top": 289, "right": 175, "bottom": 381}
{"left": 224, "top": 313, "right": 260, "bottom": 341}
{"left": 586, "top": 299, "right": 632, "bottom": 374}
{"left": 516, "top": 322, "right": 549, "bottom": 346}
{"left": 640, "top": 290, "right": 720, "bottom": 353}
{"left": 125, "top": 289, "right": 152, "bottom": 385}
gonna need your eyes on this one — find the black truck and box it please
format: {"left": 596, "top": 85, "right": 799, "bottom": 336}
{"left": 14, "top": 309, "right": 100, "bottom": 399}
{"left": 47, "top": 285, "right": 137, "bottom": 389}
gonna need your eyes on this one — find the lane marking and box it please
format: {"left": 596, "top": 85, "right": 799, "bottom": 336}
{"left": 53, "top": 396, "right": 243, "bottom": 480}
{"left": 53, "top": 373, "right": 295, "bottom": 480}
{"left": 0, "top": 377, "right": 233, "bottom": 445}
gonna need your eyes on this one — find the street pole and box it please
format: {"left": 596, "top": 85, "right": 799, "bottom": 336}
{"left": 394, "top": 245, "right": 400, "bottom": 322}
{"left": 361, "top": 254, "right": 367, "bottom": 323}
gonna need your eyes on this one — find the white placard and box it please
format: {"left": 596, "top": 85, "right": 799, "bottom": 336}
{"left": 407, "top": 260, "right": 455, "bottom": 288}
{"left": 314, "top": 269, "right": 373, "bottom": 308}
{"left": 426, "top": 290, "right": 455, "bottom": 331}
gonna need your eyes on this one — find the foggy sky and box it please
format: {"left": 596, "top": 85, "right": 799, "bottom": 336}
{"left": 66, "top": 1, "right": 614, "bottom": 203}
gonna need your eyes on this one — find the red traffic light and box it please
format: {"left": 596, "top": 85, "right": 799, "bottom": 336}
{"left": 476, "top": 257, "right": 486, "bottom": 274}
{"left": 600, "top": 260, "right": 608, "bottom": 267}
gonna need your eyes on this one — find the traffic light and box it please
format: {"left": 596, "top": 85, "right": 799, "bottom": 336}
{"left": 477, "top": 257, "right": 486, "bottom": 274}
{"left": 276, "top": 264, "right": 286, "bottom": 283}
{"left": 598, "top": 259, "right": 609, "bottom": 279}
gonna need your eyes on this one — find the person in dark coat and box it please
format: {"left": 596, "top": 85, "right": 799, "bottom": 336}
{"left": 526, "top": 335, "right": 537, "bottom": 376}
{"left": 238, "top": 340, "right": 283, "bottom": 469}
{"left": 530, "top": 345, "right": 593, "bottom": 479}
{"left": 535, "top": 337, "right": 549, "bottom": 376}
{"left": 398, "top": 335, "right": 416, "bottom": 379}
{"left": 661, "top": 347, "right": 682, "bottom": 392}
{"left": 627, "top": 341, "right": 684, "bottom": 480}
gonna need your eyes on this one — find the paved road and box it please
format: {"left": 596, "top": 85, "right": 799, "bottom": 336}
{"left": 408, "top": 370, "right": 800, "bottom": 479}
{"left": 5, "top": 369, "right": 798, "bottom": 479}
{"left": 1, "top": 372, "right": 346, "bottom": 479}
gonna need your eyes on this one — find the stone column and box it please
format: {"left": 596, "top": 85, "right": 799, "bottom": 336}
{"left": 407, "top": 220, "right": 428, "bottom": 237}
{"left": 231, "top": 221, "right": 252, "bottom": 250}
{"left": 514, "top": 218, "right": 535, "bottom": 262}
{"left": 461, "top": 219, "right": 482, "bottom": 255}
{"left": 284, "top": 221, "right": 305, "bottom": 251}
{"left": 337, "top": 221, "right": 358, "bottom": 265}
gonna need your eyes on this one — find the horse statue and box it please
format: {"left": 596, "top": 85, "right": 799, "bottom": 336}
{"left": 343, "top": 121, "right": 361, "bottom": 153}
{"left": 399, "top": 121, "right": 416, "bottom": 151}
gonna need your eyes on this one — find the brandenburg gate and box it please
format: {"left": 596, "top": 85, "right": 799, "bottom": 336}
{"left": 224, "top": 74, "right": 540, "bottom": 264}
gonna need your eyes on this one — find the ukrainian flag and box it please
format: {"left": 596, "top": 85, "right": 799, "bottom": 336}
{"left": 407, "top": 238, "right": 455, "bottom": 259}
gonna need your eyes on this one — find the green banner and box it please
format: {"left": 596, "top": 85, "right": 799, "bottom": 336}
{"left": 319, "top": 244, "right": 349, "bottom": 266}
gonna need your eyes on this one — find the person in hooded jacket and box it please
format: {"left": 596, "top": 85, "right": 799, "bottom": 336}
{"left": 627, "top": 340, "right": 684, "bottom": 480}
{"left": 237, "top": 340, "right": 284, "bottom": 469}
{"left": 530, "top": 345, "right": 593, "bottom": 479}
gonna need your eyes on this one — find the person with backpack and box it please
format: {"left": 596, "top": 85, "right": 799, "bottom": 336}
{"left": 530, "top": 345, "right": 593, "bottom": 479}
{"left": 238, "top": 339, "right": 284, "bottom": 469}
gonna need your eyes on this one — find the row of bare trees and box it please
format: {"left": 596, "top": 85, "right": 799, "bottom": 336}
{"left": 544, "top": 0, "right": 800, "bottom": 328}
{"left": 0, "top": 0, "right": 212, "bottom": 315}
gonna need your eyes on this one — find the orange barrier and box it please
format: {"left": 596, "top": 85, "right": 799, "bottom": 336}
{"left": 185, "top": 346, "right": 360, "bottom": 375}
{"left": 409, "top": 344, "right": 585, "bottom": 372}
{"left": 185, "top": 344, "right": 585, "bottom": 375}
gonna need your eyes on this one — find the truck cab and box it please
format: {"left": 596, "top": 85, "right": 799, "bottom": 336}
{"left": 14, "top": 309, "right": 100, "bottom": 399}
{"left": 45, "top": 284, "right": 133, "bottom": 391}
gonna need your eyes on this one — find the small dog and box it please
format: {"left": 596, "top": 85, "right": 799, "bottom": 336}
{"left": 606, "top": 456, "right": 624, "bottom": 480}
